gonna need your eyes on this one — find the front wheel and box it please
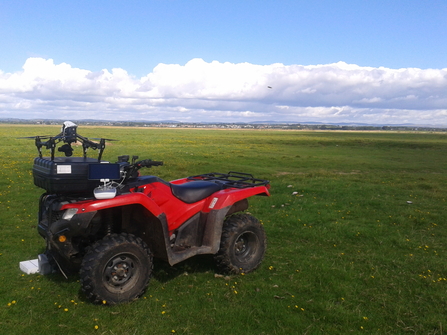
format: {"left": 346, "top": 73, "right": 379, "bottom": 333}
{"left": 215, "top": 214, "right": 266, "bottom": 274}
{"left": 80, "top": 233, "right": 153, "bottom": 305}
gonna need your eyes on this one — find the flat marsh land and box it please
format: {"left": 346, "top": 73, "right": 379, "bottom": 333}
{"left": 1, "top": 124, "right": 447, "bottom": 334}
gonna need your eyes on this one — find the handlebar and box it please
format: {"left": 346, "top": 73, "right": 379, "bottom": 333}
{"left": 118, "top": 156, "right": 163, "bottom": 180}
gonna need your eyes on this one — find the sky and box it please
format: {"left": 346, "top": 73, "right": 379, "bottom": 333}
{"left": 1, "top": 0, "right": 447, "bottom": 125}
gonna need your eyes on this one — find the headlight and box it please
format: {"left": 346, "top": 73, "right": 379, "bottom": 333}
{"left": 62, "top": 208, "right": 78, "bottom": 220}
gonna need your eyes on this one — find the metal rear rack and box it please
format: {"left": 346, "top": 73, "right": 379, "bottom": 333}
{"left": 187, "top": 171, "right": 269, "bottom": 189}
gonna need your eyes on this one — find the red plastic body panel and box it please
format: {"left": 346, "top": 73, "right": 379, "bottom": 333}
{"left": 60, "top": 178, "right": 270, "bottom": 233}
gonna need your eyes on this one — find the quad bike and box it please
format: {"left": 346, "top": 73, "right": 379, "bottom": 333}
{"left": 27, "top": 122, "right": 270, "bottom": 304}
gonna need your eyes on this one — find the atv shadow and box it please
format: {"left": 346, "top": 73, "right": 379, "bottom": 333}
{"left": 42, "top": 254, "right": 218, "bottom": 304}
{"left": 152, "top": 254, "right": 216, "bottom": 283}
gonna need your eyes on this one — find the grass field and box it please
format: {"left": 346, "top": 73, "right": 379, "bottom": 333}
{"left": 1, "top": 124, "right": 447, "bottom": 334}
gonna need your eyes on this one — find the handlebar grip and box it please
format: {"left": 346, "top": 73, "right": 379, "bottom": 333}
{"left": 137, "top": 159, "right": 164, "bottom": 167}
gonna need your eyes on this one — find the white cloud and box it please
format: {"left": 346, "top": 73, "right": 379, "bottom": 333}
{"left": 0, "top": 57, "right": 446, "bottom": 125}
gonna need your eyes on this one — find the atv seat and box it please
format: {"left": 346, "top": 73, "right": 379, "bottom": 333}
{"left": 170, "top": 181, "right": 223, "bottom": 204}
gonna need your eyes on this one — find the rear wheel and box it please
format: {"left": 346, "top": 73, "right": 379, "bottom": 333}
{"left": 215, "top": 214, "right": 266, "bottom": 274}
{"left": 80, "top": 233, "right": 153, "bottom": 305}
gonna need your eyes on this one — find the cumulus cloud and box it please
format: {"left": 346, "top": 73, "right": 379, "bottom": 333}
{"left": 0, "top": 57, "right": 446, "bottom": 125}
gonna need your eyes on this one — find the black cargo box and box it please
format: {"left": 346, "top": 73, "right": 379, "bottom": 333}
{"left": 33, "top": 157, "right": 110, "bottom": 194}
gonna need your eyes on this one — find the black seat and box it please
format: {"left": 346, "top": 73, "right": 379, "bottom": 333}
{"left": 170, "top": 181, "right": 223, "bottom": 204}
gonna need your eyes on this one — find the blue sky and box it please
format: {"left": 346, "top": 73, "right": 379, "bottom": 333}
{"left": 1, "top": 0, "right": 447, "bottom": 125}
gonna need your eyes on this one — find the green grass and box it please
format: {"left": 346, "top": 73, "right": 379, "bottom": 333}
{"left": 1, "top": 124, "right": 447, "bottom": 334}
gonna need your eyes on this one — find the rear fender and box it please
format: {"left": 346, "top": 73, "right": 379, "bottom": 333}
{"left": 165, "top": 199, "right": 250, "bottom": 265}
{"left": 203, "top": 185, "right": 270, "bottom": 213}
{"left": 202, "top": 199, "right": 249, "bottom": 253}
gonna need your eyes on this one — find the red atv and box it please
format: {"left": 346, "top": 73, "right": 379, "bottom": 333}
{"left": 30, "top": 122, "right": 270, "bottom": 304}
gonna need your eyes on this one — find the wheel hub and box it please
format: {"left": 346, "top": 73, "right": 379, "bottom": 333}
{"left": 235, "top": 237, "right": 247, "bottom": 254}
{"left": 104, "top": 256, "right": 136, "bottom": 287}
{"left": 234, "top": 232, "right": 258, "bottom": 262}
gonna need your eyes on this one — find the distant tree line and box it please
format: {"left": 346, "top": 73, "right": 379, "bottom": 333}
{"left": 1, "top": 119, "right": 446, "bottom": 132}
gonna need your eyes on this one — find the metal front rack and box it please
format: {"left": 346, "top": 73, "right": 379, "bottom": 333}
{"left": 187, "top": 171, "right": 269, "bottom": 189}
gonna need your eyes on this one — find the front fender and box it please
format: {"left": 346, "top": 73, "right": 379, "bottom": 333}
{"left": 60, "top": 193, "right": 163, "bottom": 217}
{"left": 44, "top": 211, "right": 97, "bottom": 259}
{"left": 49, "top": 211, "right": 97, "bottom": 237}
